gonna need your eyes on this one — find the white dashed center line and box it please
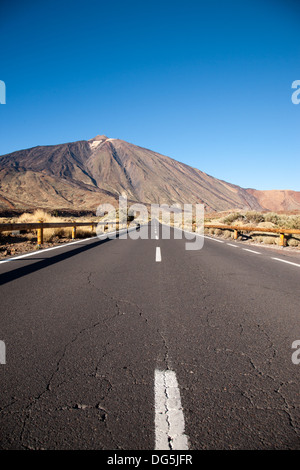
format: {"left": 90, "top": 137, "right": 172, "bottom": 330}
{"left": 156, "top": 247, "right": 162, "bottom": 262}
{"left": 154, "top": 369, "right": 189, "bottom": 450}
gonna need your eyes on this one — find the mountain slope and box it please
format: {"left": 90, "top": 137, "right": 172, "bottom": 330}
{"left": 246, "top": 189, "right": 300, "bottom": 212}
{"left": 0, "top": 135, "right": 296, "bottom": 212}
{"left": 85, "top": 137, "right": 262, "bottom": 211}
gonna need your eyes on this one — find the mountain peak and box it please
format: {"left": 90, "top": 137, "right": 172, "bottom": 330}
{"left": 1, "top": 135, "right": 299, "bottom": 212}
{"left": 89, "top": 135, "right": 108, "bottom": 141}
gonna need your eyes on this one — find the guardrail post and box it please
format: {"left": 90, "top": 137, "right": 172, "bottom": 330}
{"left": 72, "top": 223, "right": 77, "bottom": 239}
{"left": 37, "top": 220, "right": 44, "bottom": 246}
{"left": 279, "top": 233, "right": 287, "bottom": 247}
{"left": 234, "top": 229, "right": 239, "bottom": 240}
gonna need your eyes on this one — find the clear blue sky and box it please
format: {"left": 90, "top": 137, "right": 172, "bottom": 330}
{"left": 0, "top": 0, "right": 300, "bottom": 190}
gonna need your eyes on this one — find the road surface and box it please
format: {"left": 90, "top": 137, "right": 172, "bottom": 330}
{"left": 0, "top": 222, "right": 299, "bottom": 449}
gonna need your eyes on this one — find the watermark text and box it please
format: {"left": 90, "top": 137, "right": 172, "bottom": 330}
{"left": 96, "top": 196, "right": 204, "bottom": 251}
{"left": 0, "top": 80, "right": 6, "bottom": 104}
{"left": 292, "top": 340, "right": 300, "bottom": 364}
{"left": 291, "top": 80, "right": 300, "bottom": 105}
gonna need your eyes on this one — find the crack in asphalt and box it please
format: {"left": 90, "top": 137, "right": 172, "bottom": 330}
{"left": 157, "top": 329, "right": 170, "bottom": 370}
{"left": 216, "top": 347, "right": 299, "bottom": 437}
{"left": 18, "top": 318, "right": 104, "bottom": 448}
{"left": 86, "top": 271, "right": 148, "bottom": 324}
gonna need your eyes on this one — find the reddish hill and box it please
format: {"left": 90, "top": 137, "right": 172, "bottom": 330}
{"left": 246, "top": 189, "right": 300, "bottom": 212}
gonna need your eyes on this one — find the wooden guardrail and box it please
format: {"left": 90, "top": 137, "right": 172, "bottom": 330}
{"left": 203, "top": 224, "right": 300, "bottom": 247}
{"left": 0, "top": 220, "right": 127, "bottom": 246}
{"left": 1, "top": 220, "right": 299, "bottom": 248}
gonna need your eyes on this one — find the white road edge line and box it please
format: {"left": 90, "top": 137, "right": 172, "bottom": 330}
{"left": 271, "top": 257, "right": 300, "bottom": 268}
{"left": 0, "top": 236, "right": 99, "bottom": 265}
{"left": 203, "top": 235, "right": 224, "bottom": 243}
{"left": 168, "top": 225, "right": 225, "bottom": 244}
{"left": 154, "top": 369, "right": 189, "bottom": 450}
{"left": 242, "top": 248, "right": 261, "bottom": 255}
{"left": 227, "top": 243, "right": 239, "bottom": 248}
{"left": 156, "top": 247, "right": 162, "bottom": 262}
{"left": 0, "top": 227, "right": 137, "bottom": 265}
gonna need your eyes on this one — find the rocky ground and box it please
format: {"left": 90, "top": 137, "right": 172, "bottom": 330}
{"left": 0, "top": 234, "right": 77, "bottom": 260}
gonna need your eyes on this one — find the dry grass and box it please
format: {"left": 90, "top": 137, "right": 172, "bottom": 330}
{"left": 252, "top": 235, "right": 278, "bottom": 245}
{"left": 2, "top": 210, "right": 97, "bottom": 242}
{"left": 207, "top": 210, "right": 300, "bottom": 248}
{"left": 2, "top": 208, "right": 300, "bottom": 250}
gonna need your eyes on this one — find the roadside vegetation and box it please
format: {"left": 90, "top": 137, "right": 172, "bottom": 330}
{"left": 1, "top": 209, "right": 300, "bottom": 259}
{"left": 16, "top": 209, "right": 99, "bottom": 241}
{"left": 0, "top": 208, "right": 137, "bottom": 259}
{"left": 0, "top": 209, "right": 100, "bottom": 259}
{"left": 204, "top": 211, "right": 300, "bottom": 248}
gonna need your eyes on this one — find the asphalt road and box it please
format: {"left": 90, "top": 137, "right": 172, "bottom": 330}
{"left": 0, "top": 222, "right": 299, "bottom": 450}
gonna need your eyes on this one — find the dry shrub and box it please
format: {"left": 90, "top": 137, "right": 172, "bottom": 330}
{"left": 284, "top": 216, "right": 300, "bottom": 230}
{"left": 264, "top": 212, "right": 281, "bottom": 225}
{"left": 234, "top": 220, "right": 252, "bottom": 227}
{"left": 221, "top": 211, "right": 265, "bottom": 225}
{"left": 14, "top": 210, "right": 97, "bottom": 242}
{"left": 252, "top": 235, "right": 277, "bottom": 245}
{"left": 223, "top": 230, "right": 233, "bottom": 239}
{"left": 205, "top": 210, "right": 300, "bottom": 248}
{"left": 257, "top": 221, "right": 276, "bottom": 229}
{"left": 244, "top": 211, "right": 265, "bottom": 224}
{"left": 16, "top": 209, "right": 59, "bottom": 224}
{"left": 16, "top": 210, "right": 70, "bottom": 242}
{"left": 287, "top": 237, "right": 300, "bottom": 247}
{"left": 222, "top": 212, "right": 243, "bottom": 224}
{"left": 76, "top": 228, "right": 96, "bottom": 238}
{"left": 262, "top": 213, "right": 300, "bottom": 230}
{"left": 261, "top": 236, "right": 278, "bottom": 245}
